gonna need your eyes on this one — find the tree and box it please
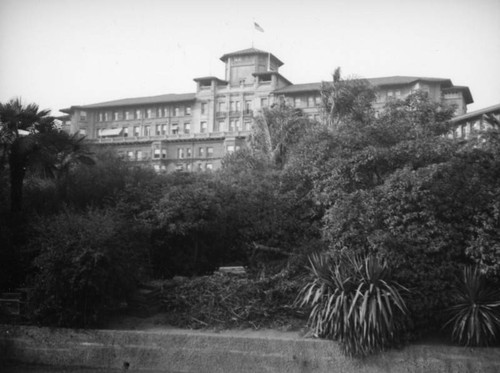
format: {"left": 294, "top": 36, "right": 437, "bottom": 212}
{"left": 0, "top": 98, "right": 93, "bottom": 213}
{"left": 316, "top": 93, "right": 500, "bottom": 336}
{"left": 320, "top": 67, "right": 377, "bottom": 131}
{"left": 250, "top": 103, "right": 313, "bottom": 169}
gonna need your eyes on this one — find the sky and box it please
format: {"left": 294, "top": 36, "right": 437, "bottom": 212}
{"left": 1, "top": 0, "right": 499, "bottom": 115}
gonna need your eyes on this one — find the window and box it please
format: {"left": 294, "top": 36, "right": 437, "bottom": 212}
{"left": 174, "top": 107, "right": 180, "bottom": 116}
{"left": 387, "top": 91, "right": 394, "bottom": 98}
{"left": 123, "top": 127, "right": 128, "bottom": 137}
{"left": 127, "top": 151, "right": 134, "bottom": 160}
{"left": 261, "top": 98, "right": 268, "bottom": 108}
{"left": 315, "top": 96, "right": 321, "bottom": 106}
{"left": 200, "top": 121, "right": 207, "bottom": 133}
{"left": 105, "top": 112, "right": 111, "bottom": 121}
{"left": 395, "top": 90, "right": 401, "bottom": 98}
{"left": 308, "top": 97, "right": 314, "bottom": 107}
{"left": 146, "top": 108, "right": 154, "bottom": 119}
{"left": 162, "top": 124, "right": 168, "bottom": 135}
{"left": 153, "top": 148, "right": 161, "bottom": 159}
{"left": 171, "top": 124, "right": 179, "bottom": 135}
{"left": 444, "top": 92, "right": 460, "bottom": 99}
{"left": 229, "top": 120, "right": 236, "bottom": 132}
{"left": 197, "top": 163, "right": 203, "bottom": 172}
{"left": 80, "top": 111, "right": 87, "bottom": 121}
{"left": 177, "top": 148, "right": 184, "bottom": 159}
{"left": 144, "top": 125, "right": 151, "bottom": 136}
{"left": 199, "top": 147, "right": 205, "bottom": 157}
{"left": 114, "top": 111, "right": 120, "bottom": 121}
{"left": 243, "top": 119, "right": 252, "bottom": 131}
{"left": 157, "top": 108, "right": 163, "bottom": 118}
{"left": 136, "top": 151, "right": 143, "bottom": 160}
{"left": 79, "top": 129, "right": 86, "bottom": 136}
{"left": 99, "top": 112, "right": 104, "bottom": 122}
{"left": 163, "top": 107, "right": 169, "bottom": 117}
{"left": 245, "top": 100, "right": 252, "bottom": 112}
{"left": 227, "top": 145, "right": 235, "bottom": 153}
{"left": 207, "top": 147, "right": 213, "bottom": 157}
{"left": 230, "top": 101, "right": 236, "bottom": 111}
{"left": 153, "top": 164, "right": 160, "bottom": 172}
{"left": 162, "top": 149, "right": 167, "bottom": 158}
{"left": 184, "top": 123, "right": 190, "bottom": 134}
{"left": 125, "top": 111, "right": 133, "bottom": 120}
{"left": 134, "top": 126, "right": 140, "bottom": 137}
{"left": 206, "top": 163, "right": 213, "bottom": 170}
{"left": 186, "top": 148, "right": 192, "bottom": 158}
{"left": 176, "top": 164, "right": 184, "bottom": 172}
{"left": 215, "top": 121, "right": 224, "bottom": 132}
{"left": 294, "top": 97, "right": 301, "bottom": 107}
{"left": 235, "top": 101, "right": 240, "bottom": 111}
{"left": 135, "top": 109, "right": 142, "bottom": 119}
{"left": 185, "top": 106, "right": 191, "bottom": 115}
{"left": 156, "top": 124, "right": 161, "bottom": 136}
{"left": 201, "top": 103, "right": 207, "bottom": 115}
{"left": 218, "top": 102, "right": 226, "bottom": 112}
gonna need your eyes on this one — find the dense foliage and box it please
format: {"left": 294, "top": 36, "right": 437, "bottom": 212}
{"left": 2, "top": 84, "right": 500, "bottom": 353}
{"left": 28, "top": 208, "right": 146, "bottom": 327}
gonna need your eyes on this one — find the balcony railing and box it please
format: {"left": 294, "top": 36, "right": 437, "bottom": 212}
{"left": 89, "top": 130, "right": 252, "bottom": 143}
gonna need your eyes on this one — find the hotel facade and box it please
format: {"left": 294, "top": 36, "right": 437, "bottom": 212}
{"left": 61, "top": 48, "right": 473, "bottom": 172}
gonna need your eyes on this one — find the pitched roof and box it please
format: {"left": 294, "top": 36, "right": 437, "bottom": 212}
{"left": 193, "top": 76, "right": 228, "bottom": 84}
{"left": 220, "top": 48, "right": 284, "bottom": 66}
{"left": 443, "top": 86, "right": 473, "bottom": 104}
{"left": 274, "top": 76, "right": 459, "bottom": 94}
{"left": 367, "top": 76, "right": 452, "bottom": 87}
{"left": 273, "top": 82, "right": 322, "bottom": 94}
{"left": 61, "top": 92, "right": 196, "bottom": 113}
{"left": 450, "top": 103, "right": 500, "bottom": 124}
{"left": 252, "top": 71, "right": 293, "bottom": 86}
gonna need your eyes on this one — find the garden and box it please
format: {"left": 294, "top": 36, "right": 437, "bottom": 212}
{"left": 1, "top": 74, "right": 500, "bottom": 358}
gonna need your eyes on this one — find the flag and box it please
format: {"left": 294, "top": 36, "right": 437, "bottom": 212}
{"left": 254, "top": 22, "right": 264, "bottom": 32}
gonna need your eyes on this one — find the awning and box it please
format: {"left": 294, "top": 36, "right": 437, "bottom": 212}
{"left": 100, "top": 128, "right": 123, "bottom": 137}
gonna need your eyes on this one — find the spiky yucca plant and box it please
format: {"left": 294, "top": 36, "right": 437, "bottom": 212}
{"left": 444, "top": 266, "right": 500, "bottom": 346}
{"left": 297, "top": 253, "right": 407, "bottom": 357}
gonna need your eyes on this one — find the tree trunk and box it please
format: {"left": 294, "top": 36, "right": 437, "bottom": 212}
{"left": 9, "top": 141, "right": 27, "bottom": 214}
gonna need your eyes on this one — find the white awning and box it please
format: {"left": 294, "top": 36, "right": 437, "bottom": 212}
{"left": 100, "top": 128, "right": 123, "bottom": 137}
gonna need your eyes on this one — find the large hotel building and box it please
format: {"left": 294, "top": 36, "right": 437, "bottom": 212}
{"left": 61, "top": 47, "right": 473, "bottom": 172}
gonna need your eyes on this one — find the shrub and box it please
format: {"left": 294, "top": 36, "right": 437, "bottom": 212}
{"left": 444, "top": 266, "right": 500, "bottom": 346}
{"left": 297, "top": 253, "right": 407, "bottom": 357}
{"left": 27, "top": 208, "right": 147, "bottom": 327}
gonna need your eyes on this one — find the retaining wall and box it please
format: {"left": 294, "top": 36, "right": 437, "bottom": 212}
{"left": 1, "top": 325, "right": 500, "bottom": 372}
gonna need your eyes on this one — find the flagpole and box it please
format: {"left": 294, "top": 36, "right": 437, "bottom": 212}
{"left": 252, "top": 19, "right": 255, "bottom": 47}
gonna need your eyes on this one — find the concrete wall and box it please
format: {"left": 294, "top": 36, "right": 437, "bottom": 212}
{"left": 1, "top": 325, "right": 500, "bottom": 373}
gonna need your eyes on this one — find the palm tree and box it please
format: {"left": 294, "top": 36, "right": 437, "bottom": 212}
{"left": 0, "top": 98, "right": 93, "bottom": 213}
{"left": 320, "top": 67, "right": 377, "bottom": 131}
{"left": 251, "top": 103, "right": 311, "bottom": 169}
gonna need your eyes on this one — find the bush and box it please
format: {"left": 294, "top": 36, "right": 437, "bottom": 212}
{"left": 444, "top": 266, "right": 500, "bottom": 346}
{"left": 297, "top": 253, "right": 408, "bottom": 357}
{"left": 27, "top": 208, "right": 148, "bottom": 327}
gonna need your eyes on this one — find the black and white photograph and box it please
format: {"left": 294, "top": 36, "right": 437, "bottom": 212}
{"left": 1, "top": 0, "right": 500, "bottom": 371}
